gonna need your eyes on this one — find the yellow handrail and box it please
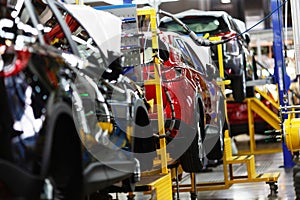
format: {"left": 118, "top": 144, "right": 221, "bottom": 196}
{"left": 137, "top": 8, "right": 168, "bottom": 174}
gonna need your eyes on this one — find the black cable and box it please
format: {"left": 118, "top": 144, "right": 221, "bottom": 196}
{"left": 241, "top": 0, "right": 289, "bottom": 37}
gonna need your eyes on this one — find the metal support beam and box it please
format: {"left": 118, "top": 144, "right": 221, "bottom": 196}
{"left": 123, "top": 0, "right": 132, "bottom": 3}
{"left": 271, "top": 0, "right": 294, "bottom": 168}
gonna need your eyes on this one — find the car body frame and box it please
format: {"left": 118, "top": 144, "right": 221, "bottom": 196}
{"left": 0, "top": 0, "right": 152, "bottom": 199}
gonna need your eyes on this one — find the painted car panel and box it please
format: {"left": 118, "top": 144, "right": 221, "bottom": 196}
{"left": 143, "top": 31, "right": 225, "bottom": 159}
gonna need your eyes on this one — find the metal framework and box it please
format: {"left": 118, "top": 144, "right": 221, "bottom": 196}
{"left": 175, "top": 130, "right": 280, "bottom": 197}
{"left": 132, "top": 7, "right": 172, "bottom": 200}
{"left": 172, "top": 38, "right": 281, "bottom": 199}
{"left": 238, "top": 88, "right": 282, "bottom": 155}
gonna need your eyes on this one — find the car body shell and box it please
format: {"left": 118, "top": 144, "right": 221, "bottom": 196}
{"left": 142, "top": 31, "right": 225, "bottom": 161}
{"left": 0, "top": 0, "right": 151, "bottom": 198}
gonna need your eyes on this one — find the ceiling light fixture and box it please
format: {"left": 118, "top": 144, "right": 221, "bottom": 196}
{"left": 221, "top": 0, "right": 231, "bottom": 3}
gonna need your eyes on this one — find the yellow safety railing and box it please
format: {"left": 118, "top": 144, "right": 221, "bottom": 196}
{"left": 255, "top": 86, "right": 280, "bottom": 110}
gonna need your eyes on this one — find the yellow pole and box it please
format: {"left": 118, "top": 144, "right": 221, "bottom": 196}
{"left": 137, "top": 8, "right": 168, "bottom": 174}
{"left": 247, "top": 99, "right": 256, "bottom": 153}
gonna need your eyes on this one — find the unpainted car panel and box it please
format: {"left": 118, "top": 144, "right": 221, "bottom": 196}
{"left": 0, "top": 0, "right": 150, "bottom": 198}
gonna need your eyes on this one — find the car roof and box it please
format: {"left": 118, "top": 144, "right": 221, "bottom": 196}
{"left": 63, "top": 4, "right": 121, "bottom": 58}
{"left": 160, "top": 9, "right": 230, "bottom": 23}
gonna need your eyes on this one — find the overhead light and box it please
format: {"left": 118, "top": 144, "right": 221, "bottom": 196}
{"left": 91, "top": 0, "right": 178, "bottom": 5}
{"left": 221, "top": 0, "right": 231, "bottom": 3}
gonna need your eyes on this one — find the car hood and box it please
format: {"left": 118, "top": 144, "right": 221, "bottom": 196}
{"left": 64, "top": 4, "right": 121, "bottom": 58}
{"left": 160, "top": 9, "right": 229, "bottom": 23}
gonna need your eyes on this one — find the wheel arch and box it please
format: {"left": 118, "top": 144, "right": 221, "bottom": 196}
{"left": 133, "top": 98, "right": 150, "bottom": 127}
{"left": 40, "top": 100, "right": 82, "bottom": 178}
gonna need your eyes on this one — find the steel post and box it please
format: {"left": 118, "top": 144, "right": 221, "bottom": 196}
{"left": 271, "top": 0, "right": 294, "bottom": 168}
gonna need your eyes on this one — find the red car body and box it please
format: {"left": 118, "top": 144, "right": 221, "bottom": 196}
{"left": 142, "top": 31, "right": 226, "bottom": 172}
{"left": 227, "top": 99, "right": 276, "bottom": 136}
